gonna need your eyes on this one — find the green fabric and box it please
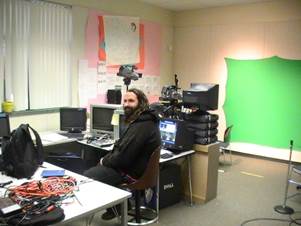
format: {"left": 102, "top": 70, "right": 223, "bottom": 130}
{"left": 224, "top": 56, "right": 301, "bottom": 150}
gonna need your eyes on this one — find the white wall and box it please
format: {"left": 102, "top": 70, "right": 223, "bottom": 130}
{"left": 173, "top": 0, "right": 301, "bottom": 161}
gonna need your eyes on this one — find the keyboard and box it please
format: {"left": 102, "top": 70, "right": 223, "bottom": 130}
{"left": 58, "top": 132, "right": 84, "bottom": 139}
{"left": 160, "top": 153, "right": 174, "bottom": 159}
{"left": 90, "top": 138, "right": 115, "bottom": 147}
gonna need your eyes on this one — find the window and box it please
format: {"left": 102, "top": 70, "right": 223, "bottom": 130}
{"left": 0, "top": 0, "right": 72, "bottom": 111}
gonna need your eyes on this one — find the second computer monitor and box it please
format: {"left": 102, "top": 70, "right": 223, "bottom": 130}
{"left": 90, "top": 104, "right": 122, "bottom": 136}
{"left": 60, "top": 107, "right": 87, "bottom": 133}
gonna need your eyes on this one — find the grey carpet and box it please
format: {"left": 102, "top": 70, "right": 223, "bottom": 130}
{"left": 63, "top": 153, "right": 301, "bottom": 226}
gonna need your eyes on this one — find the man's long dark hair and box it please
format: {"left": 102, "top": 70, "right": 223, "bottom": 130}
{"left": 125, "top": 88, "right": 149, "bottom": 123}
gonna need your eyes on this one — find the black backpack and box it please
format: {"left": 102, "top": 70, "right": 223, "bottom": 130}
{"left": 1, "top": 124, "right": 44, "bottom": 179}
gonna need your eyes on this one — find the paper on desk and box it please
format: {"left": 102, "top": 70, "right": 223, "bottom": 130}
{"left": 111, "top": 113, "right": 119, "bottom": 126}
{"left": 160, "top": 149, "right": 173, "bottom": 155}
{"left": 41, "top": 133, "right": 69, "bottom": 142}
{"left": 100, "top": 144, "right": 114, "bottom": 151}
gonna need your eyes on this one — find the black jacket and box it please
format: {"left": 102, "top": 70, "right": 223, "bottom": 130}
{"left": 102, "top": 109, "right": 161, "bottom": 178}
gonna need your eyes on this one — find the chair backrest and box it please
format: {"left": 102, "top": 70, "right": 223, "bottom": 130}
{"left": 124, "top": 146, "right": 161, "bottom": 190}
{"left": 223, "top": 125, "right": 233, "bottom": 143}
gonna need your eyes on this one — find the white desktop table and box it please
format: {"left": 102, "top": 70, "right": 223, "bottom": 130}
{"left": 0, "top": 162, "right": 131, "bottom": 226}
{"left": 39, "top": 131, "right": 79, "bottom": 146}
{"left": 77, "top": 138, "right": 196, "bottom": 206}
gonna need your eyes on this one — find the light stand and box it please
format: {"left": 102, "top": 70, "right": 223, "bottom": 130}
{"left": 274, "top": 140, "right": 294, "bottom": 215}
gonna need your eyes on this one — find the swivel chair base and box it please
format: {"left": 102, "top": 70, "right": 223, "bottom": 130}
{"left": 128, "top": 206, "right": 158, "bottom": 226}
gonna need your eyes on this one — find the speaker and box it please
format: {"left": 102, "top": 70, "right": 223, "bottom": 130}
{"left": 107, "top": 89, "right": 122, "bottom": 104}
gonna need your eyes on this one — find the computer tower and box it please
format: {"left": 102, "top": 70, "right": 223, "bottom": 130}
{"left": 144, "top": 163, "right": 182, "bottom": 210}
{"left": 159, "top": 163, "right": 182, "bottom": 209}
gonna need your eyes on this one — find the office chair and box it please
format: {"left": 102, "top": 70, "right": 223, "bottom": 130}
{"left": 219, "top": 125, "right": 233, "bottom": 165}
{"left": 121, "top": 146, "right": 161, "bottom": 225}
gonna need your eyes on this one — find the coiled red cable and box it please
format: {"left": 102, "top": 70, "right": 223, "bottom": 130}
{"left": 8, "top": 176, "right": 77, "bottom": 199}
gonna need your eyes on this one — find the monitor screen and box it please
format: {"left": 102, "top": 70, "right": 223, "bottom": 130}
{"left": 0, "top": 113, "right": 10, "bottom": 137}
{"left": 60, "top": 108, "right": 87, "bottom": 133}
{"left": 159, "top": 120, "right": 177, "bottom": 146}
{"left": 90, "top": 104, "right": 122, "bottom": 135}
{"left": 159, "top": 118, "right": 194, "bottom": 152}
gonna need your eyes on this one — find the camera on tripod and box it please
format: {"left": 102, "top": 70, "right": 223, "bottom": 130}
{"left": 159, "top": 74, "right": 181, "bottom": 102}
{"left": 117, "top": 65, "right": 142, "bottom": 90}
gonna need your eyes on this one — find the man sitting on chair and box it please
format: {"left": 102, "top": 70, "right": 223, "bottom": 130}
{"left": 84, "top": 88, "right": 161, "bottom": 220}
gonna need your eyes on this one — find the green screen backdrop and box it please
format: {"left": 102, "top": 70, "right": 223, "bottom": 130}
{"left": 224, "top": 56, "right": 301, "bottom": 150}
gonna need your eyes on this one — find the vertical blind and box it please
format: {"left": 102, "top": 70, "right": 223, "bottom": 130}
{"left": 0, "top": 0, "right": 72, "bottom": 110}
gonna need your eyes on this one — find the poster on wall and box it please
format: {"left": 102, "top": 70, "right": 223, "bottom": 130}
{"left": 102, "top": 15, "right": 140, "bottom": 66}
{"left": 224, "top": 56, "right": 301, "bottom": 150}
{"left": 79, "top": 10, "right": 162, "bottom": 109}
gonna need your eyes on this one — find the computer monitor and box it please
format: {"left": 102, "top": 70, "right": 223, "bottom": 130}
{"left": 90, "top": 104, "right": 122, "bottom": 136}
{"left": 113, "top": 109, "right": 128, "bottom": 140}
{"left": 0, "top": 113, "right": 10, "bottom": 138}
{"left": 159, "top": 118, "right": 194, "bottom": 153}
{"left": 60, "top": 107, "right": 87, "bottom": 133}
{"left": 183, "top": 83, "right": 219, "bottom": 111}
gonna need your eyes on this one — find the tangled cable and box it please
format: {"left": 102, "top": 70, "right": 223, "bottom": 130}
{"left": 8, "top": 176, "right": 77, "bottom": 201}
{"left": 0, "top": 177, "right": 77, "bottom": 226}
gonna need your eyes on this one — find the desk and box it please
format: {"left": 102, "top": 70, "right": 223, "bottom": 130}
{"left": 0, "top": 162, "right": 131, "bottom": 226}
{"left": 39, "top": 131, "right": 77, "bottom": 146}
{"left": 40, "top": 132, "right": 103, "bottom": 174}
{"left": 40, "top": 133, "right": 195, "bottom": 207}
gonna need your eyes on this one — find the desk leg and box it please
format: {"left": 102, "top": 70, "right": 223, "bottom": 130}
{"left": 120, "top": 199, "right": 128, "bottom": 226}
{"left": 187, "top": 155, "right": 193, "bottom": 206}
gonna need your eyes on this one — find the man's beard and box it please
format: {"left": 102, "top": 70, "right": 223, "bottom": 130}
{"left": 124, "top": 106, "right": 139, "bottom": 123}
